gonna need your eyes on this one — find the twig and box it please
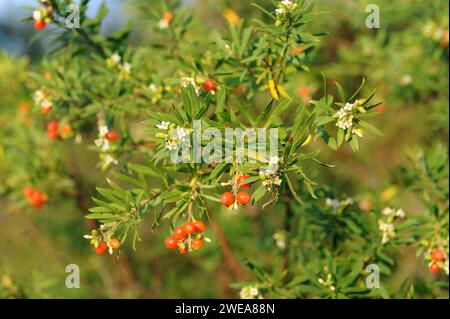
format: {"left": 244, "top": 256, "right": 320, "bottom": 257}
{"left": 209, "top": 217, "right": 246, "bottom": 281}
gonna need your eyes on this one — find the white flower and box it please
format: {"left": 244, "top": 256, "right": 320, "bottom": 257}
{"left": 275, "top": 8, "right": 285, "bottom": 16}
{"left": 400, "top": 74, "right": 412, "bottom": 86}
{"left": 149, "top": 84, "right": 157, "bottom": 93}
{"left": 281, "top": 0, "right": 295, "bottom": 7}
{"left": 104, "top": 154, "right": 118, "bottom": 165}
{"left": 101, "top": 140, "right": 111, "bottom": 152}
{"left": 33, "top": 89, "right": 46, "bottom": 104}
{"left": 156, "top": 121, "right": 171, "bottom": 130}
{"left": 111, "top": 53, "right": 121, "bottom": 64}
{"left": 99, "top": 125, "right": 109, "bottom": 136}
{"left": 379, "top": 221, "right": 395, "bottom": 244}
{"left": 159, "top": 19, "right": 169, "bottom": 29}
{"left": 181, "top": 77, "right": 196, "bottom": 88}
{"left": 239, "top": 286, "right": 261, "bottom": 299}
{"left": 269, "top": 156, "right": 279, "bottom": 166}
{"left": 40, "top": 99, "right": 52, "bottom": 110}
{"left": 344, "top": 102, "right": 354, "bottom": 111}
{"left": 33, "top": 10, "right": 42, "bottom": 21}
{"left": 120, "top": 62, "right": 132, "bottom": 74}
{"left": 382, "top": 207, "right": 395, "bottom": 216}
{"left": 395, "top": 209, "right": 406, "bottom": 218}
{"left": 94, "top": 138, "right": 103, "bottom": 147}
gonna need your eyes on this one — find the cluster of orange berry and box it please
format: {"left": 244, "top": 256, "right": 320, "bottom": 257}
{"left": 428, "top": 249, "right": 447, "bottom": 273}
{"left": 165, "top": 220, "right": 206, "bottom": 255}
{"left": 23, "top": 187, "right": 48, "bottom": 209}
{"left": 94, "top": 239, "right": 120, "bottom": 255}
{"left": 46, "top": 120, "right": 73, "bottom": 140}
{"left": 220, "top": 175, "right": 251, "bottom": 208}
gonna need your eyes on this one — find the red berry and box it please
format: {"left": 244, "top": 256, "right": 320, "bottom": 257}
{"left": 30, "top": 191, "right": 47, "bottom": 209}
{"left": 191, "top": 239, "right": 203, "bottom": 250}
{"left": 183, "top": 222, "right": 196, "bottom": 235}
{"left": 165, "top": 237, "right": 178, "bottom": 249}
{"left": 106, "top": 131, "right": 119, "bottom": 142}
{"left": 193, "top": 220, "right": 206, "bottom": 233}
{"left": 95, "top": 241, "right": 107, "bottom": 255}
{"left": 203, "top": 80, "right": 215, "bottom": 92}
{"left": 429, "top": 262, "right": 441, "bottom": 273}
{"left": 236, "top": 191, "right": 250, "bottom": 205}
{"left": 163, "top": 12, "right": 173, "bottom": 23}
{"left": 109, "top": 238, "right": 120, "bottom": 249}
{"left": 173, "top": 227, "right": 187, "bottom": 240}
{"left": 432, "top": 250, "right": 445, "bottom": 262}
{"left": 178, "top": 245, "right": 187, "bottom": 255}
{"left": 40, "top": 105, "right": 51, "bottom": 115}
{"left": 34, "top": 20, "right": 46, "bottom": 30}
{"left": 23, "top": 187, "right": 35, "bottom": 198}
{"left": 221, "top": 192, "right": 235, "bottom": 207}
{"left": 47, "top": 120, "right": 59, "bottom": 139}
{"left": 237, "top": 175, "right": 250, "bottom": 189}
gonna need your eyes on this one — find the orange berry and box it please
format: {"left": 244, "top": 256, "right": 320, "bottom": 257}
{"left": 47, "top": 120, "right": 59, "bottom": 139}
{"left": 193, "top": 220, "right": 206, "bottom": 233}
{"left": 183, "top": 222, "right": 196, "bottom": 235}
{"left": 95, "top": 241, "right": 107, "bottom": 254}
{"left": 34, "top": 20, "right": 46, "bottom": 30}
{"left": 429, "top": 262, "right": 441, "bottom": 273}
{"left": 203, "top": 80, "right": 215, "bottom": 92}
{"left": 220, "top": 192, "right": 235, "bottom": 207}
{"left": 20, "top": 102, "right": 30, "bottom": 115}
{"left": 40, "top": 105, "right": 52, "bottom": 115}
{"left": 293, "top": 46, "right": 303, "bottom": 55}
{"left": 60, "top": 124, "right": 72, "bottom": 135}
{"left": 237, "top": 175, "right": 250, "bottom": 189}
{"left": 165, "top": 237, "right": 178, "bottom": 249}
{"left": 109, "top": 239, "right": 120, "bottom": 249}
{"left": 106, "top": 131, "right": 119, "bottom": 142}
{"left": 191, "top": 239, "right": 203, "bottom": 250}
{"left": 163, "top": 12, "right": 173, "bottom": 23}
{"left": 178, "top": 245, "right": 187, "bottom": 255}
{"left": 236, "top": 191, "right": 250, "bottom": 205}
{"left": 432, "top": 250, "right": 445, "bottom": 262}
{"left": 173, "top": 227, "right": 187, "bottom": 240}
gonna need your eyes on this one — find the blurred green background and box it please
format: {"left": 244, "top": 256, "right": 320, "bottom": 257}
{"left": 0, "top": 0, "right": 448, "bottom": 298}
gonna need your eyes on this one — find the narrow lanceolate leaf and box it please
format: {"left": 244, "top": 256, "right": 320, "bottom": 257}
{"left": 358, "top": 120, "right": 383, "bottom": 136}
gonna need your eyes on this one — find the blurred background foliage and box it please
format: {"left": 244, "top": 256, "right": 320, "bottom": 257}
{"left": 0, "top": 0, "right": 448, "bottom": 298}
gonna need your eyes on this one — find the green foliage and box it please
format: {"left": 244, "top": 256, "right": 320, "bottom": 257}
{"left": 0, "top": 0, "right": 448, "bottom": 299}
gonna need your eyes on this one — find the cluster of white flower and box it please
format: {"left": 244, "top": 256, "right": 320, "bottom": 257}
{"left": 275, "top": 0, "right": 297, "bottom": 17}
{"left": 334, "top": 102, "right": 355, "bottom": 129}
{"left": 273, "top": 231, "right": 287, "bottom": 250}
{"left": 325, "top": 197, "right": 354, "bottom": 214}
{"left": 106, "top": 53, "right": 132, "bottom": 80}
{"left": 333, "top": 101, "right": 366, "bottom": 138}
{"left": 33, "top": 89, "right": 52, "bottom": 113}
{"left": 378, "top": 207, "right": 406, "bottom": 244}
{"left": 94, "top": 114, "right": 118, "bottom": 168}
{"left": 422, "top": 21, "right": 449, "bottom": 44}
{"left": 274, "top": 0, "right": 297, "bottom": 25}
{"left": 239, "top": 286, "right": 263, "bottom": 299}
{"left": 318, "top": 273, "right": 336, "bottom": 292}
{"left": 260, "top": 156, "right": 282, "bottom": 191}
{"left": 181, "top": 76, "right": 201, "bottom": 95}
{"left": 155, "top": 121, "right": 192, "bottom": 151}
{"left": 148, "top": 83, "right": 172, "bottom": 104}
{"left": 32, "top": 1, "right": 53, "bottom": 24}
